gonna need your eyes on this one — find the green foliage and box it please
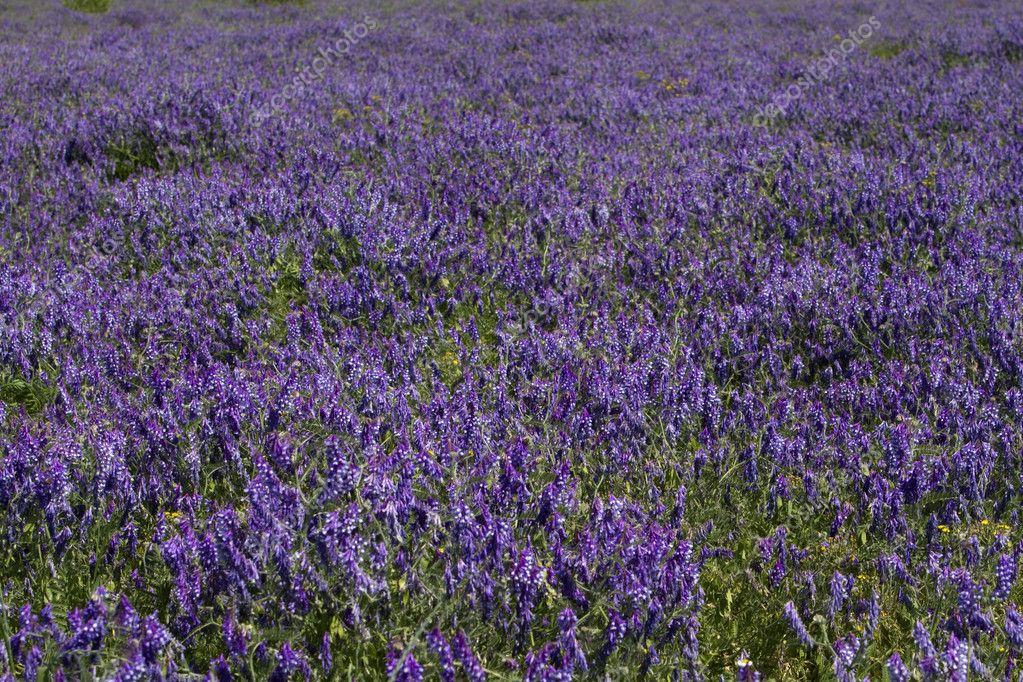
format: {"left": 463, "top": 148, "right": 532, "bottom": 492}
{"left": 940, "top": 49, "right": 973, "bottom": 71}
{"left": 1002, "top": 40, "right": 1023, "bottom": 64}
{"left": 262, "top": 246, "right": 309, "bottom": 343}
{"left": 869, "top": 40, "right": 908, "bottom": 60}
{"left": 63, "top": 0, "right": 111, "bottom": 14}
{"left": 103, "top": 120, "right": 238, "bottom": 184}
{"left": 249, "top": 0, "right": 305, "bottom": 5}
{"left": 104, "top": 130, "right": 167, "bottom": 182}
{"left": 0, "top": 366, "right": 57, "bottom": 415}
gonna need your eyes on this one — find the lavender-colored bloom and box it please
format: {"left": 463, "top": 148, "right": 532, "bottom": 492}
{"left": 269, "top": 643, "right": 310, "bottom": 682}
{"left": 211, "top": 656, "right": 233, "bottom": 682}
{"left": 995, "top": 554, "right": 1017, "bottom": 600}
{"left": 943, "top": 634, "right": 969, "bottom": 682}
{"left": 1007, "top": 606, "right": 1023, "bottom": 649}
{"left": 111, "top": 653, "right": 148, "bottom": 682}
{"left": 783, "top": 601, "right": 814, "bottom": 647}
{"left": 222, "top": 612, "right": 248, "bottom": 659}
{"left": 914, "top": 621, "right": 937, "bottom": 659}
{"left": 558, "top": 608, "right": 587, "bottom": 672}
{"left": 833, "top": 634, "right": 859, "bottom": 682}
{"left": 386, "top": 647, "right": 424, "bottom": 682}
{"left": 864, "top": 591, "right": 880, "bottom": 642}
{"left": 1, "top": 0, "right": 1023, "bottom": 678}
{"left": 23, "top": 647, "right": 42, "bottom": 682}
{"left": 737, "top": 651, "right": 761, "bottom": 682}
{"left": 426, "top": 629, "right": 455, "bottom": 682}
{"left": 452, "top": 631, "right": 486, "bottom": 682}
{"left": 828, "top": 571, "right": 853, "bottom": 624}
{"left": 319, "top": 633, "right": 332, "bottom": 676}
{"left": 955, "top": 570, "right": 993, "bottom": 631}
{"left": 887, "top": 653, "right": 911, "bottom": 682}
{"left": 139, "top": 615, "right": 172, "bottom": 664}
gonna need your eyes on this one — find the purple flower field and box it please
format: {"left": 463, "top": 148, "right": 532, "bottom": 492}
{"left": 2, "top": 0, "right": 1023, "bottom": 679}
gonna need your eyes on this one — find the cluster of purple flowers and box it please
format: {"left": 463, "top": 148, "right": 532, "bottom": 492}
{"left": 1, "top": 0, "right": 1023, "bottom": 679}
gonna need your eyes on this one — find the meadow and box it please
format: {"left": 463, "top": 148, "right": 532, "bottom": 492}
{"left": 1, "top": 0, "right": 1023, "bottom": 679}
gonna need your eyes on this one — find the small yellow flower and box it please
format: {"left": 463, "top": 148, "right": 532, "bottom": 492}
{"left": 981, "top": 519, "right": 989, "bottom": 525}
{"left": 332, "top": 107, "right": 354, "bottom": 124}
{"left": 937, "top": 525, "right": 950, "bottom": 533}
{"left": 661, "top": 77, "right": 689, "bottom": 93}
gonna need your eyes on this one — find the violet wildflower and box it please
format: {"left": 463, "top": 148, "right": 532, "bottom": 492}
{"left": 426, "top": 629, "right": 456, "bottom": 682}
{"left": 452, "top": 631, "right": 486, "bottom": 682}
{"left": 782, "top": 601, "right": 814, "bottom": 647}
{"left": 319, "top": 633, "right": 332, "bottom": 676}
{"left": 887, "top": 653, "right": 911, "bottom": 682}
{"left": 736, "top": 651, "right": 760, "bottom": 681}
{"left": 1006, "top": 606, "right": 1023, "bottom": 648}
{"left": 995, "top": 553, "right": 1017, "bottom": 600}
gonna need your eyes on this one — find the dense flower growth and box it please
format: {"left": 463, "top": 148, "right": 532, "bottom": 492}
{"left": 2, "top": 0, "right": 1023, "bottom": 679}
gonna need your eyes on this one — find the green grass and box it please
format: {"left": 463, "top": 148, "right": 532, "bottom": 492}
{"left": 0, "top": 366, "right": 57, "bottom": 415}
{"left": 104, "top": 130, "right": 168, "bottom": 182}
{"left": 869, "top": 40, "right": 908, "bottom": 61}
{"left": 63, "top": 0, "right": 111, "bottom": 14}
{"left": 1002, "top": 40, "right": 1023, "bottom": 64}
{"left": 940, "top": 49, "right": 973, "bottom": 71}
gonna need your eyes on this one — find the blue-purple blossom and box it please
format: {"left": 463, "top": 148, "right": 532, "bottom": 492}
{"left": 887, "top": 653, "right": 911, "bottom": 682}
{"left": 783, "top": 601, "right": 814, "bottom": 648}
{"left": 1, "top": 0, "right": 1022, "bottom": 679}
